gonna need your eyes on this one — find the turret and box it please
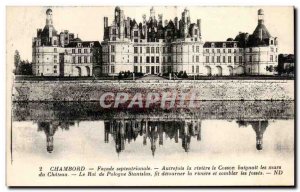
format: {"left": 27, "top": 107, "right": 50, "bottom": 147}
{"left": 46, "top": 8, "right": 53, "bottom": 26}
{"left": 197, "top": 19, "right": 201, "bottom": 37}
{"left": 258, "top": 9, "right": 264, "bottom": 25}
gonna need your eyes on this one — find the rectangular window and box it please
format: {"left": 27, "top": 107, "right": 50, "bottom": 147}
{"left": 146, "top": 56, "right": 150, "bottom": 63}
{"left": 140, "top": 66, "right": 142, "bottom": 73}
{"left": 217, "top": 49, "right": 220, "bottom": 53}
{"left": 206, "top": 56, "right": 209, "bottom": 63}
{"left": 239, "top": 56, "right": 242, "bottom": 63}
{"left": 156, "top": 66, "right": 159, "bottom": 73}
{"left": 134, "top": 56, "right": 138, "bottom": 63}
{"left": 72, "top": 56, "right": 75, "bottom": 63}
{"left": 163, "top": 47, "right": 165, "bottom": 53}
{"left": 167, "top": 47, "right": 171, "bottom": 53}
{"left": 134, "top": 66, "right": 138, "bottom": 73}
{"left": 156, "top": 56, "right": 159, "bottom": 63}
{"left": 195, "top": 56, "right": 199, "bottom": 63}
{"left": 212, "top": 56, "right": 215, "bottom": 63}
{"left": 223, "top": 49, "right": 226, "bottom": 53}
{"left": 140, "top": 56, "right": 142, "bottom": 63}
{"left": 134, "top": 39, "right": 138, "bottom": 42}
{"left": 212, "top": 49, "right": 215, "bottom": 53}
{"left": 146, "top": 47, "right": 150, "bottom": 53}
{"left": 270, "top": 55, "right": 273, "bottom": 62}
{"left": 228, "top": 49, "right": 231, "bottom": 53}
{"left": 196, "top": 66, "right": 199, "bottom": 73}
{"left": 78, "top": 49, "right": 81, "bottom": 54}
{"left": 192, "top": 46, "right": 194, "bottom": 52}
{"left": 78, "top": 57, "right": 82, "bottom": 63}
{"left": 151, "top": 47, "right": 154, "bottom": 53}
{"left": 249, "top": 56, "right": 252, "bottom": 62}
{"left": 228, "top": 56, "right": 231, "bottom": 63}
{"left": 192, "top": 66, "right": 194, "bottom": 73}
{"left": 134, "top": 31, "right": 138, "bottom": 37}
{"left": 84, "top": 56, "right": 87, "bottom": 63}
{"left": 146, "top": 66, "right": 150, "bottom": 73}
{"left": 134, "top": 47, "right": 138, "bottom": 53}
{"left": 54, "top": 48, "right": 57, "bottom": 53}
{"left": 151, "top": 56, "right": 155, "bottom": 63}
{"left": 72, "top": 49, "right": 75, "bottom": 54}
{"left": 217, "top": 56, "right": 220, "bottom": 63}
{"left": 234, "top": 56, "right": 236, "bottom": 63}
{"left": 223, "top": 56, "right": 226, "bottom": 63}
{"left": 206, "top": 49, "right": 209, "bottom": 53}
{"left": 111, "top": 45, "right": 115, "bottom": 53}
{"left": 140, "top": 47, "right": 142, "bottom": 53}
{"left": 196, "top": 46, "right": 199, "bottom": 52}
{"left": 168, "top": 56, "right": 171, "bottom": 63}
{"left": 111, "top": 55, "right": 115, "bottom": 62}
{"left": 156, "top": 47, "right": 159, "bottom": 53}
{"left": 111, "top": 66, "right": 115, "bottom": 73}
{"left": 84, "top": 49, "right": 87, "bottom": 53}
{"left": 90, "top": 56, "right": 93, "bottom": 63}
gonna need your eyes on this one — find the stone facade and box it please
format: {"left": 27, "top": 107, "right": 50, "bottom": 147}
{"left": 102, "top": 7, "right": 279, "bottom": 76}
{"left": 32, "top": 9, "right": 101, "bottom": 77}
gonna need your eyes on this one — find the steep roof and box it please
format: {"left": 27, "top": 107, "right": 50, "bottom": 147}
{"left": 252, "top": 23, "right": 271, "bottom": 40}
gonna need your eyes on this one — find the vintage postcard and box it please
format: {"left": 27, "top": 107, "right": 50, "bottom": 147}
{"left": 6, "top": 6, "right": 295, "bottom": 186}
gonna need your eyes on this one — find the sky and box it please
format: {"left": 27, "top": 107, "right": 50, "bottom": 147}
{"left": 6, "top": 6, "right": 294, "bottom": 61}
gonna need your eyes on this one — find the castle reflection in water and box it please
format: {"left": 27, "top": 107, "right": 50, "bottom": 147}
{"left": 36, "top": 118, "right": 268, "bottom": 155}
{"left": 13, "top": 100, "right": 292, "bottom": 155}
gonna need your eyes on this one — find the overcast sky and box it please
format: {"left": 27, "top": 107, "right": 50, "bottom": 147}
{"left": 7, "top": 6, "right": 294, "bottom": 61}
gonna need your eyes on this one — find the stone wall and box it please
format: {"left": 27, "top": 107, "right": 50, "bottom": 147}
{"left": 12, "top": 79, "right": 294, "bottom": 101}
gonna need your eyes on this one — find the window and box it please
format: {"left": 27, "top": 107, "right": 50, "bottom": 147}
{"left": 84, "top": 56, "right": 87, "bottom": 63}
{"left": 78, "top": 49, "right": 81, "bottom": 54}
{"left": 151, "top": 47, "right": 154, "bottom": 53}
{"left": 134, "top": 31, "right": 138, "bottom": 37}
{"left": 205, "top": 49, "right": 209, "bottom": 53}
{"left": 228, "top": 49, "right": 231, "bottom": 53}
{"left": 111, "top": 45, "right": 115, "bottom": 52}
{"left": 249, "top": 56, "right": 252, "bottom": 62}
{"left": 192, "top": 56, "right": 194, "bottom": 62}
{"left": 239, "top": 56, "right": 242, "bottom": 63}
{"left": 78, "top": 57, "right": 82, "bottom": 63}
{"left": 112, "top": 29, "right": 116, "bottom": 35}
{"left": 54, "top": 40, "right": 57, "bottom": 45}
{"left": 54, "top": 48, "right": 57, "bottom": 53}
{"left": 168, "top": 56, "right": 171, "bottom": 62}
{"left": 196, "top": 46, "right": 199, "bottom": 52}
{"left": 140, "top": 56, "right": 142, "bottom": 63}
{"left": 90, "top": 56, "right": 93, "bottom": 63}
{"left": 146, "top": 47, "right": 150, "bottom": 53}
{"left": 72, "top": 56, "right": 76, "bottom": 63}
{"left": 54, "top": 60, "right": 57, "bottom": 63}
{"left": 223, "top": 56, "right": 226, "bottom": 63}
{"left": 163, "top": 47, "right": 165, "bottom": 53}
{"left": 196, "top": 56, "right": 199, "bottom": 63}
{"left": 192, "top": 66, "right": 194, "bottom": 73}
{"left": 163, "top": 57, "right": 165, "bottom": 63}
{"left": 234, "top": 56, "right": 236, "bottom": 63}
{"left": 271, "top": 47, "right": 274, "bottom": 52}
{"left": 140, "top": 66, "right": 142, "bottom": 73}
{"left": 156, "top": 47, "right": 159, "bottom": 53}
{"left": 212, "top": 56, "right": 214, "bottom": 63}
{"left": 134, "top": 47, "right": 138, "bottom": 53}
{"left": 196, "top": 66, "right": 199, "bottom": 73}
{"left": 84, "top": 49, "right": 87, "bottom": 53}
{"left": 134, "top": 66, "right": 138, "bottom": 73}
{"left": 271, "top": 40, "right": 273, "bottom": 45}
{"left": 249, "top": 48, "right": 252, "bottom": 52}
{"left": 134, "top": 56, "right": 138, "bottom": 63}
{"left": 270, "top": 55, "right": 273, "bottom": 62}
{"left": 112, "top": 37, "right": 116, "bottom": 41}
{"left": 228, "top": 56, "right": 231, "bottom": 63}
{"left": 146, "top": 56, "right": 150, "bottom": 63}
{"left": 217, "top": 49, "right": 220, "bottom": 53}
{"left": 206, "top": 56, "right": 209, "bottom": 63}
{"left": 156, "top": 66, "right": 159, "bottom": 73}
{"left": 223, "top": 49, "right": 226, "bottom": 53}
{"left": 72, "top": 49, "right": 75, "bottom": 54}
{"left": 167, "top": 47, "right": 171, "bottom": 53}
{"left": 146, "top": 66, "right": 150, "bottom": 73}
{"left": 234, "top": 49, "right": 237, "bottom": 53}
{"left": 140, "top": 47, "right": 142, "bottom": 53}
{"left": 192, "top": 46, "right": 194, "bottom": 52}
{"left": 151, "top": 56, "right": 154, "bottom": 63}
{"left": 134, "top": 39, "right": 138, "bottom": 42}
{"left": 111, "top": 55, "right": 115, "bottom": 62}
{"left": 111, "top": 66, "right": 115, "bottom": 73}
{"left": 212, "top": 49, "right": 215, "bottom": 53}
{"left": 156, "top": 56, "right": 159, "bottom": 63}
{"left": 217, "top": 56, "right": 220, "bottom": 63}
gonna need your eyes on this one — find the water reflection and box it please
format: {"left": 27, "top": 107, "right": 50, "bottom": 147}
{"left": 13, "top": 101, "right": 293, "bottom": 155}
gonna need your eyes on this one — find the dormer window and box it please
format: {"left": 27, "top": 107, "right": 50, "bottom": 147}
{"left": 78, "top": 43, "right": 82, "bottom": 47}
{"left": 223, "top": 43, "right": 226, "bottom": 48}
{"left": 270, "top": 40, "right": 274, "bottom": 45}
{"left": 211, "top": 43, "right": 215, "bottom": 48}
{"left": 234, "top": 43, "right": 237, "bottom": 47}
{"left": 90, "top": 43, "right": 94, "bottom": 47}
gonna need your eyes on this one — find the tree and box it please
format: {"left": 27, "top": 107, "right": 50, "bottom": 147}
{"left": 182, "top": 71, "right": 188, "bottom": 78}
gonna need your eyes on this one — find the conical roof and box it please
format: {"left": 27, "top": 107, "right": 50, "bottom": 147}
{"left": 252, "top": 23, "right": 271, "bottom": 40}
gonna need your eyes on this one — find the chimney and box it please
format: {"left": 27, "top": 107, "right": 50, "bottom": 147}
{"left": 197, "top": 19, "right": 201, "bottom": 36}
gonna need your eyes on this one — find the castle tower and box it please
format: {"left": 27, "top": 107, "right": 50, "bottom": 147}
{"left": 46, "top": 8, "right": 53, "bottom": 26}
{"left": 258, "top": 9, "right": 264, "bottom": 25}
